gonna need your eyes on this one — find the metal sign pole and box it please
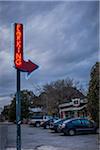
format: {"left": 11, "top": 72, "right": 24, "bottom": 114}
{"left": 16, "top": 69, "right": 21, "bottom": 150}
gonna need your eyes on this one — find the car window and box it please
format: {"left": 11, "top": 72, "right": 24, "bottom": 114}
{"left": 43, "top": 116, "right": 53, "bottom": 120}
{"left": 81, "top": 119, "right": 94, "bottom": 127}
{"left": 30, "top": 116, "right": 43, "bottom": 119}
{"left": 71, "top": 119, "right": 82, "bottom": 126}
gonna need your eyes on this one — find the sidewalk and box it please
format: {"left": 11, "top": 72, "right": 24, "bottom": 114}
{"left": 6, "top": 145, "right": 67, "bottom": 150}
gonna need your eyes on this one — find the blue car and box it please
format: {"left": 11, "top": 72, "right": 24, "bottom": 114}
{"left": 61, "top": 118, "right": 98, "bottom": 136}
{"left": 50, "top": 118, "right": 71, "bottom": 133}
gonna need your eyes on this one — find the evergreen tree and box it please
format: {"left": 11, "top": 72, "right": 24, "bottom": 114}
{"left": 87, "top": 62, "right": 99, "bottom": 124}
{"left": 8, "top": 90, "right": 33, "bottom": 121}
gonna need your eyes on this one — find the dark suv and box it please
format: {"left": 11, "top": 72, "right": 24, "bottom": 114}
{"left": 61, "top": 118, "right": 98, "bottom": 136}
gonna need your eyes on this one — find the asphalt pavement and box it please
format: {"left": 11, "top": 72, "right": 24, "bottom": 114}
{"left": 6, "top": 124, "right": 99, "bottom": 150}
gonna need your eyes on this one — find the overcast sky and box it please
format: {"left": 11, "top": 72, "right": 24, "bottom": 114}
{"left": 0, "top": 1, "right": 99, "bottom": 107}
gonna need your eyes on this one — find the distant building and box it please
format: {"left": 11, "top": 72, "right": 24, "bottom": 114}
{"left": 59, "top": 98, "right": 88, "bottom": 118}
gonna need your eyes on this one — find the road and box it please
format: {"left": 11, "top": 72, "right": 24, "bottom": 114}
{"left": 7, "top": 124, "right": 99, "bottom": 150}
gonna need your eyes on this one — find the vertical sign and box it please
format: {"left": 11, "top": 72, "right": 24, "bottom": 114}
{"left": 14, "top": 23, "right": 23, "bottom": 69}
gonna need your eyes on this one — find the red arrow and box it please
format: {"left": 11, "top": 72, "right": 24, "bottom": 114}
{"left": 17, "top": 60, "right": 39, "bottom": 75}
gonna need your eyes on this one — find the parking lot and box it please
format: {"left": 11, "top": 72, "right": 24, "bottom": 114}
{"left": 7, "top": 124, "right": 99, "bottom": 150}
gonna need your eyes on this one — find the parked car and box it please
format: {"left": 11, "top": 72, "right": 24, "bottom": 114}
{"left": 28, "top": 115, "right": 53, "bottom": 127}
{"left": 40, "top": 116, "right": 53, "bottom": 127}
{"left": 28, "top": 115, "right": 43, "bottom": 127}
{"left": 50, "top": 118, "right": 71, "bottom": 133}
{"left": 61, "top": 118, "right": 98, "bottom": 136}
{"left": 41, "top": 117, "right": 59, "bottom": 129}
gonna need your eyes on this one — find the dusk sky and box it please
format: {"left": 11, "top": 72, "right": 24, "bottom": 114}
{"left": 0, "top": 1, "right": 99, "bottom": 108}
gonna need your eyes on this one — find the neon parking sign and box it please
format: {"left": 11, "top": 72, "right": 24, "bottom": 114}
{"left": 14, "top": 23, "right": 38, "bottom": 76}
{"left": 14, "top": 23, "right": 23, "bottom": 68}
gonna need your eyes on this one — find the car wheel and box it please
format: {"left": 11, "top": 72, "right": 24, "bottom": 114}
{"left": 35, "top": 122, "right": 40, "bottom": 127}
{"left": 68, "top": 129, "right": 76, "bottom": 136}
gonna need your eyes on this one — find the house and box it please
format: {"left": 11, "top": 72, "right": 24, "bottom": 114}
{"left": 59, "top": 98, "right": 88, "bottom": 118}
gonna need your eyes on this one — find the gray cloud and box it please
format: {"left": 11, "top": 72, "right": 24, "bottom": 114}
{"left": 0, "top": 1, "right": 99, "bottom": 107}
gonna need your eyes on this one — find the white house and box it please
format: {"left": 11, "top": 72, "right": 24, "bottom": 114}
{"left": 59, "top": 98, "right": 88, "bottom": 118}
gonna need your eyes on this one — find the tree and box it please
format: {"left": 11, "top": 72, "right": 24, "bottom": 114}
{"left": 8, "top": 90, "right": 34, "bottom": 121}
{"left": 8, "top": 97, "right": 16, "bottom": 121}
{"left": 1, "top": 105, "right": 10, "bottom": 120}
{"left": 87, "top": 62, "right": 99, "bottom": 124}
{"left": 41, "top": 78, "right": 85, "bottom": 116}
{"left": 2, "top": 79, "right": 85, "bottom": 121}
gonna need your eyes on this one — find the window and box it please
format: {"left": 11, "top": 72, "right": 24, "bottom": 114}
{"left": 81, "top": 119, "right": 94, "bottom": 127}
{"left": 71, "top": 119, "right": 82, "bottom": 126}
